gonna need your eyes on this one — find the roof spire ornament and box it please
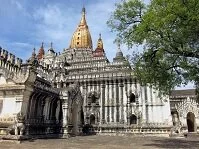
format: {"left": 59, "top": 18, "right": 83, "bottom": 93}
{"left": 113, "top": 38, "right": 125, "bottom": 62}
{"left": 27, "top": 47, "right": 39, "bottom": 66}
{"left": 99, "top": 33, "right": 102, "bottom": 40}
{"left": 41, "top": 42, "right": 44, "bottom": 48}
{"left": 32, "top": 47, "right": 36, "bottom": 58}
{"left": 79, "top": 6, "right": 87, "bottom": 26}
{"left": 37, "top": 42, "right": 45, "bottom": 60}
{"left": 82, "top": 6, "right": 86, "bottom": 14}
{"left": 96, "top": 33, "right": 103, "bottom": 49}
{"left": 50, "top": 42, "right": 53, "bottom": 49}
{"left": 116, "top": 38, "right": 122, "bottom": 53}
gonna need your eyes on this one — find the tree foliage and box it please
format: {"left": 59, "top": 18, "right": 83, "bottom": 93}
{"left": 108, "top": 0, "right": 199, "bottom": 94}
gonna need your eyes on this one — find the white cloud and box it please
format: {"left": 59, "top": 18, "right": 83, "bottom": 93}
{"left": 11, "top": 0, "right": 23, "bottom": 10}
{"left": 32, "top": 4, "right": 79, "bottom": 50}
{"left": 33, "top": 5, "right": 64, "bottom": 28}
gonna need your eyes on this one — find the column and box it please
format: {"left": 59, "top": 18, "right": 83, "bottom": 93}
{"left": 126, "top": 79, "right": 130, "bottom": 125}
{"left": 62, "top": 100, "right": 69, "bottom": 136}
{"left": 114, "top": 80, "right": 117, "bottom": 122}
{"left": 82, "top": 82, "right": 87, "bottom": 111}
{"left": 139, "top": 83, "right": 146, "bottom": 124}
{"left": 116, "top": 80, "right": 119, "bottom": 122}
{"left": 100, "top": 82, "right": 105, "bottom": 124}
{"left": 119, "top": 81, "right": 124, "bottom": 123}
{"left": 87, "top": 81, "right": 91, "bottom": 105}
{"left": 41, "top": 96, "right": 46, "bottom": 119}
{"left": 44, "top": 98, "right": 51, "bottom": 121}
{"left": 110, "top": 80, "right": 114, "bottom": 122}
{"left": 104, "top": 80, "right": 108, "bottom": 123}
{"left": 107, "top": 80, "right": 110, "bottom": 123}
{"left": 123, "top": 79, "right": 127, "bottom": 124}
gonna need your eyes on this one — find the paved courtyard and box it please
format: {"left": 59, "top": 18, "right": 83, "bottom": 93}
{"left": 0, "top": 135, "right": 199, "bottom": 149}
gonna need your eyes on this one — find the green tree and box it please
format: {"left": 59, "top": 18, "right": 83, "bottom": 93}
{"left": 108, "top": 0, "right": 199, "bottom": 94}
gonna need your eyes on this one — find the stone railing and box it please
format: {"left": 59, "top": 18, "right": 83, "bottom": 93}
{"left": 0, "top": 47, "right": 23, "bottom": 72}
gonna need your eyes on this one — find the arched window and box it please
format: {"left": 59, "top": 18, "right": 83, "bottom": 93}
{"left": 90, "top": 114, "right": 95, "bottom": 125}
{"left": 130, "top": 114, "right": 137, "bottom": 125}
{"left": 130, "top": 93, "right": 136, "bottom": 103}
{"left": 91, "top": 95, "right": 96, "bottom": 103}
{"left": 60, "top": 81, "right": 64, "bottom": 88}
{"left": 54, "top": 82, "right": 57, "bottom": 88}
{"left": 88, "top": 91, "right": 98, "bottom": 104}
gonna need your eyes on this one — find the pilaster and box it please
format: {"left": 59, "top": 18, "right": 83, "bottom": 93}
{"left": 111, "top": 80, "right": 114, "bottom": 122}
{"left": 100, "top": 82, "right": 105, "bottom": 124}
{"left": 119, "top": 81, "right": 124, "bottom": 123}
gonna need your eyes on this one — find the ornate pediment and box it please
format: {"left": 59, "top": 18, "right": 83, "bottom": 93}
{"left": 175, "top": 97, "right": 199, "bottom": 118}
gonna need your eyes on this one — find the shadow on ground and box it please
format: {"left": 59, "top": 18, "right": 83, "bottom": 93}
{"left": 143, "top": 138, "right": 199, "bottom": 149}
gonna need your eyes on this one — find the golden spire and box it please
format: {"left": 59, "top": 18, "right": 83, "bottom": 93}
{"left": 97, "top": 33, "right": 103, "bottom": 49}
{"left": 69, "top": 7, "right": 93, "bottom": 49}
{"left": 80, "top": 7, "right": 86, "bottom": 25}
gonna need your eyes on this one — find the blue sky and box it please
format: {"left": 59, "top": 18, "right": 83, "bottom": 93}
{"left": 0, "top": 0, "right": 128, "bottom": 61}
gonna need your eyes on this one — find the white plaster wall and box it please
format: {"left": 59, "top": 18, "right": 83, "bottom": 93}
{"left": 0, "top": 76, "right": 6, "bottom": 85}
{"left": 161, "top": 96, "right": 172, "bottom": 125}
{"left": 0, "top": 98, "right": 17, "bottom": 117}
{"left": 181, "top": 117, "right": 187, "bottom": 127}
{"left": 143, "top": 87, "right": 172, "bottom": 125}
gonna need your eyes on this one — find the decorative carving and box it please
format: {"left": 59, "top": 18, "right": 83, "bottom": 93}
{"left": 7, "top": 112, "right": 25, "bottom": 136}
{"left": 88, "top": 90, "right": 100, "bottom": 104}
{"left": 175, "top": 97, "right": 198, "bottom": 118}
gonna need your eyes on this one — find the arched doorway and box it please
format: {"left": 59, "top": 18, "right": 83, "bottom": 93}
{"left": 90, "top": 114, "right": 95, "bottom": 125}
{"left": 187, "top": 112, "right": 196, "bottom": 132}
{"left": 130, "top": 114, "right": 137, "bottom": 125}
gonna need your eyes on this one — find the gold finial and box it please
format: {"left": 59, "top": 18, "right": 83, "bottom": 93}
{"left": 79, "top": 7, "right": 87, "bottom": 26}
{"left": 82, "top": 6, "right": 86, "bottom": 14}
{"left": 41, "top": 42, "right": 44, "bottom": 48}
{"left": 97, "top": 33, "right": 103, "bottom": 49}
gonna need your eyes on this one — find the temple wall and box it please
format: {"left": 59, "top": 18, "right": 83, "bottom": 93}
{"left": 77, "top": 76, "right": 172, "bottom": 131}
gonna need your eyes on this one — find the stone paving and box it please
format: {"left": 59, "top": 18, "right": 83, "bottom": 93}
{"left": 0, "top": 135, "right": 199, "bottom": 149}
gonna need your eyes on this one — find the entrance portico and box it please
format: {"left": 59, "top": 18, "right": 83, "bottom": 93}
{"left": 175, "top": 97, "right": 198, "bottom": 133}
